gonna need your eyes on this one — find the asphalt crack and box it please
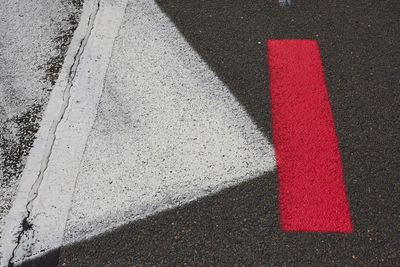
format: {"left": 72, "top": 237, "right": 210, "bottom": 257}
{"left": 7, "top": 1, "right": 101, "bottom": 265}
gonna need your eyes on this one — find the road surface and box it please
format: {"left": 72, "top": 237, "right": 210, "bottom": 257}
{"left": 0, "top": 0, "right": 399, "bottom": 266}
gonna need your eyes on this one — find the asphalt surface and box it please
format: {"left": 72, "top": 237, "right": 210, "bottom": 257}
{"left": 15, "top": 0, "right": 400, "bottom": 265}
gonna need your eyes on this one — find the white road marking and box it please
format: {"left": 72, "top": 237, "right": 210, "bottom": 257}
{"left": 1, "top": 0, "right": 275, "bottom": 265}
{"left": 0, "top": 0, "right": 82, "bottom": 234}
{"left": 0, "top": 0, "right": 128, "bottom": 265}
{"left": 63, "top": 0, "right": 275, "bottom": 244}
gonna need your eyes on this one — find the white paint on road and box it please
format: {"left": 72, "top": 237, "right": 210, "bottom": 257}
{"left": 63, "top": 0, "right": 275, "bottom": 244}
{"left": 1, "top": 0, "right": 275, "bottom": 264}
{"left": 0, "top": 0, "right": 82, "bottom": 236}
{"left": 0, "top": 0, "right": 128, "bottom": 265}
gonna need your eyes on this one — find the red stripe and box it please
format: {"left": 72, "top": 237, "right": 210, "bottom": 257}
{"left": 267, "top": 39, "right": 353, "bottom": 232}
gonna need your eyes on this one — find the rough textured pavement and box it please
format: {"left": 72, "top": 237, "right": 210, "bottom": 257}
{"left": 56, "top": 0, "right": 399, "bottom": 265}
{"left": 0, "top": 0, "right": 83, "bottom": 233}
{"left": 3, "top": 0, "right": 399, "bottom": 265}
{"left": 63, "top": 0, "right": 275, "bottom": 246}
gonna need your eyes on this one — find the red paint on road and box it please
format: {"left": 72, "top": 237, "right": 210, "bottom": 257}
{"left": 267, "top": 39, "right": 353, "bottom": 232}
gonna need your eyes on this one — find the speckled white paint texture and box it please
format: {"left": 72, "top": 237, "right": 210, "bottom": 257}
{"left": 1, "top": 0, "right": 276, "bottom": 262}
{"left": 64, "top": 0, "right": 275, "bottom": 244}
{"left": 1, "top": 0, "right": 128, "bottom": 264}
{"left": 0, "top": 0, "right": 82, "bottom": 235}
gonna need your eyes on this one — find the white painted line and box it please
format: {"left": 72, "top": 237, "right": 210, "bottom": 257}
{"left": 63, "top": 0, "right": 275, "bottom": 244}
{"left": 0, "top": 0, "right": 128, "bottom": 265}
{"left": 1, "top": 0, "right": 276, "bottom": 265}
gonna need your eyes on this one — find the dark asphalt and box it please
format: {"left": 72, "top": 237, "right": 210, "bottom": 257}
{"left": 25, "top": 0, "right": 400, "bottom": 265}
